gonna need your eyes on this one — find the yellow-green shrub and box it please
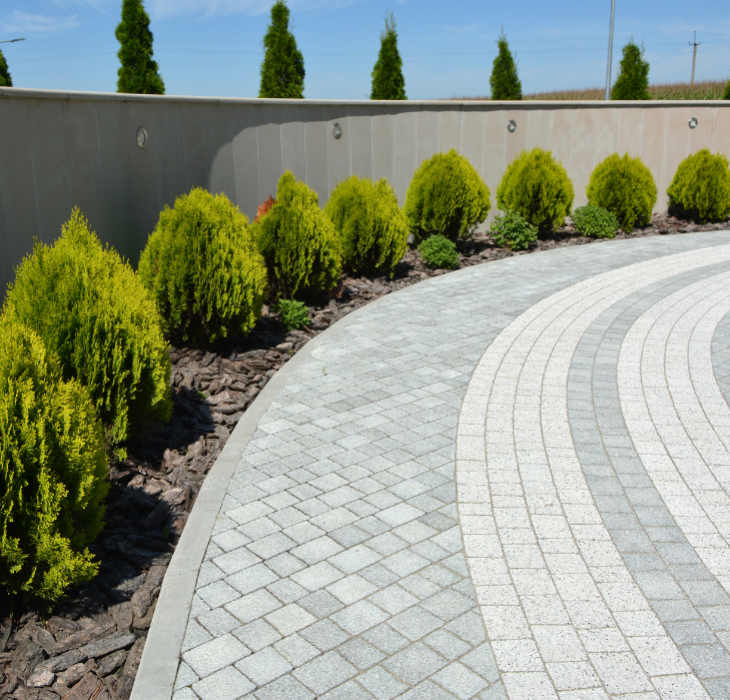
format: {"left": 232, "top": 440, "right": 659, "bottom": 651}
{"left": 0, "top": 319, "right": 107, "bottom": 604}
{"left": 496, "top": 148, "right": 574, "bottom": 231}
{"left": 325, "top": 175, "right": 408, "bottom": 277}
{"left": 3, "top": 209, "right": 171, "bottom": 453}
{"left": 667, "top": 149, "right": 730, "bottom": 223}
{"left": 405, "top": 149, "right": 491, "bottom": 243}
{"left": 587, "top": 153, "right": 657, "bottom": 232}
{"left": 255, "top": 171, "right": 342, "bottom": 300}
{"left": 139, "top": 188, "right": 268, "bottom": 346}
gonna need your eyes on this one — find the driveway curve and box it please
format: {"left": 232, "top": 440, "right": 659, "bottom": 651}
{"left": 132, "top": 230, "right": 730, "bottom": 700}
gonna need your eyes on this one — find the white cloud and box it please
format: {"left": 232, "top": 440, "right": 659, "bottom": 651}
{"left": 1, "top": 10, "right": 81, "bottom": 35}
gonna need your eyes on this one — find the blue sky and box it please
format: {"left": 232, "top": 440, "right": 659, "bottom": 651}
{"left": 1, "top": 0, "right": 729, "bottom": 99}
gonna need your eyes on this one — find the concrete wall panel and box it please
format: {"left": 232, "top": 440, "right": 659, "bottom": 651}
{"left": 63, "top": 100, "right": 106, "bottom": 240}
{"left": 94, "top": 100, "right": 136, "bottom": 262}
{"left": 256, "top": 105, "right": 283, "bottom": 206}
{"left": 371, "top": 108, "right": 394, "bottom": 186}
{"left": 1, "top": 90, "right": 729, "bottom": 293}
{"left": 482, "top": 110, "right": 507, "bottom": 213}
{"left": 616, "top": 107, "right": 643, "bottom": 156}
{"left": 0, "top": 98, "right": 39, "bottom": 284}
{"left": 526, "top": 108, "right": 550, "bottom": 151}
{"left": 153, "top": 104, "right": 186, "bottom": 212}
{"left": 548, "top": 109, "right": 574, "bottom": 171}
{"left": 26, "top": 99, "right": 73, "bottom": 245}
{"left": 504, "top": 109, "right": 527, "bottom": 169}
{"left": 713, "top": 106, "right": 730, "bottom": 157}
{"left": 208, "top": 104, "right": 235, "bottom": 201}
{"left": 280, "top": 106, "right": 306, "bottom": 183}
{"left": 327, "top": 114, "right": 351, "bottom": 197}
{"left": 179, "top": 103, "right": 211, "bottom": 192}
{"left": 416, "top": 108, "right": 439, "bottom": 167}
{"left": 304, "top": 106, "right": 329, "bottom": 206}
{"left": 393, "top": 110, "right": 417, "bottom": 205}
{"left": 348, "top": 105, "right": 373, "bottom": 180}
{"left": 231, "top": 107, "right": 260, "bottom": 220}
{"left": 125, "top": 100, "right": 163, "bottom": 261}
{"left": 639, "top": 108, "right": 666, "bottom": 213}
{"left": 438, "top": 108, "right": 461, "bottom": 153}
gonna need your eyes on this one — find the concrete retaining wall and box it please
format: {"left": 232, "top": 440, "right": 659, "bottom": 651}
{"left": 1, "top": 87, "right": 729, "bottom": 293}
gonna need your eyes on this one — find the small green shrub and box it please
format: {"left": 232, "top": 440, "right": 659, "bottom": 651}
{"left": 255, "top": 171, "right": 343, "bottom": 300}
{"left": 325, "top": 175, "right": 408, "bottom": 277}
{"left": 587, "top": 153, "right": 657, "bottom": 232}
{"left": 571, "top": 205, "right": 620, "bottom": 238}
{"left": 496, "top": 148, "right": 574, "bottom": 232}
{"left": 418, "top": 235, "right": 460, "bottom": 269}
{"left": 0, "top": 320, "right": 108, "bottom": 604}
{"left": 405, "top": 149, "right": 491, "bottom": 243}
{"left": 274, "top": 299, "right": 311, "bottom": 331}
{"left": 139, "top": 188, "right": 269, "bottom": 347}
{"left": 4, "top": 209, "right": 171, "bottom": 453}
{"left": 667, "top": 149, "right": 730, "bottom": 223}
{"left": 489, "top": 210, "right": 538, "bottom": 250}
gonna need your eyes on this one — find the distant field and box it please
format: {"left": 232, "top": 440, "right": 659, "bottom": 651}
{"left": 452, "top": 79, "right": 728, "bottom": 101}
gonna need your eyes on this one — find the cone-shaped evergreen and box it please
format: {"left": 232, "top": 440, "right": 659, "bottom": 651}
{"left": 611, "top": 38, "right": 650, "bottom": 100}
{"left": 0, "top": 49, "right": 12, "bottom": 87}
{"left": 490, "top": 30, "right": 521, "bottom": 100}
{"left": 259, "top": 0, "right": 305, "bottom": 99}
{"left": 723, "top": 78, "right": 730, "bottom": 100}
{"left": 371, "top": 11, "right": 406, "bottom": 100}
{"left": 115, "top": 0, "right": 165, "bottom": 95}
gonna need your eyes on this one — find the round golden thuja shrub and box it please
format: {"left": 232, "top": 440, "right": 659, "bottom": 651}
{"left": 139, "top": 188, "right": 268, "bottom": 347}
{"left": 667, "top": 149, "right": 730, "bottom": 224}
{"left": 4, "top": 209, "right": 171, "bottom": 454}
{"left": 496, "top": 148, "right": 574, "bottom": 232}
{"left": 405, "top": 149, "right": 491, "bottom": 243}
{"left": 586, "top": 153, "right": 657, "bottom": 232}
{"left": 255, "top": 171, "right": 342, "bottom": 300}
{"left": 325, "top": 175, "right": 408, "bottom": 278}
{"left": 0, "top": 320, "right": 108, "bottom": 605}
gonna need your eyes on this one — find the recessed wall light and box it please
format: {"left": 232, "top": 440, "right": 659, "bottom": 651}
{"left": 332, "top": 123, "right": 342, "bottom": 139}
{"left": 688, "top": 117, "right": 698, "bottom": 129}
{"left": 507, "top": 120, "right": 517, "bottom": 133}
{"left": 136, "top": 127, "right": 148, "bottom": 149}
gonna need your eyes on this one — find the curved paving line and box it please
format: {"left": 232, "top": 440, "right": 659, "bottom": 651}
{"left": 570, "top": 262, "right": 730, "bottom": 700}
{"left": 133, "top": 232, "right": 730, "bottom": 700}
{"left": 457, "top": 246, "right": 730, "bottom": 700}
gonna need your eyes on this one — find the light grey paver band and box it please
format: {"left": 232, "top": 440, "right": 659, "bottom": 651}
{"left": 133, "top": 231, "right": 730, "bottom": 700}
{"left": 570, "top": 263, "right": 730, "bottom": 699}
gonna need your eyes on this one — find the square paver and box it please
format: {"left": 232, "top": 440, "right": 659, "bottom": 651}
{"left": 226, "top": 589, "right": 282, "bottom": 625}
{"left": 192, "top": 666, "right": 254, "bottom": 700}
{"left": 236, "top": 646, "right": 293, "bottom": 687}
{"left": 292, "top": 651, "right": 358, "bottom": 695}
{"left": 331, "top": 600, "right": 390, "bottom": 635}
{"left": 383, "top": 642, "right": 448, "bottom": 685}
{"left": 183, "top": 634, "right": 249, "bottom": 678}
{"left": 265, "top": 604, "right": 317, "bottom": 636}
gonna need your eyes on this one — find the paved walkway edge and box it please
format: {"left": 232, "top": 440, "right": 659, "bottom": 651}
{"left": 130, "top": 294, "right": 395, "bottom": 700}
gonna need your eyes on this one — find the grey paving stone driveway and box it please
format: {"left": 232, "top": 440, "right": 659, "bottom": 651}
{"left": 158, "top": 231, "right": 730, "bottom": 700}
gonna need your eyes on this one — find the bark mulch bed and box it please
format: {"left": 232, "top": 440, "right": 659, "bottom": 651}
{"left": 1, "top": 213, "right": 727, "bottom": 700}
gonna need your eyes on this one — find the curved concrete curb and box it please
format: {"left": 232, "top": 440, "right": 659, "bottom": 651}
{"left": 130, "top": 292, "right": 400, "bottom": 700}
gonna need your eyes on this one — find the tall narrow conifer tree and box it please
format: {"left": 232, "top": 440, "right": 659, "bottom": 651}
{"left": 371, "top": 11, "right": 406, "bottom": 100}
{"left": 611, "top": 38, "right": 650, "bottom": 100}
{"left": 722, "top": 77, "right": 730, "bottom": 100}
{"left": 115, "top": 0, "right": 165, "bottom": 94}
{"left": 489, "top": 30, "right": 521, "bottom": 100}
{"left": 0, "top": 49, "right": 12, "bottom": 87}
{"left": 259, "top": 1, "right": 305, "bottom": 99}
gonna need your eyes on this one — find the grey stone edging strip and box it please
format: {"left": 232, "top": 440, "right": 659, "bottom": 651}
{"left": 130, "top": 292, "right": 395, "bottom": 700}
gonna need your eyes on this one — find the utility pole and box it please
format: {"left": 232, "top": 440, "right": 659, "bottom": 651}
{"left": 605, "top": 0, "right": 616, "bottom": 100}
{"left": 688, "top": 31, "right": 701, "bottom": 86}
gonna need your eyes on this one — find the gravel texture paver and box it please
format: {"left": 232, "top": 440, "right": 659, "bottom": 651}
{"left": 166, "top": 231, "right": 730, "bottom": 700}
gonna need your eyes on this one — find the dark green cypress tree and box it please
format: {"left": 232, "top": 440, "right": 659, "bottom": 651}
{"left": 0, "top": 49, "right": 12, "bottom": 87}
{"left": 611, "top": 38, "right": 650, "bottom": 100}
{"left": 723, "top": 78, "right": 730, "bottom": 100}
{"left": 259, "top": 1, "right": 305, "bottom": 99}
{"left": 371, "top": 11, "right": 406, "bottom": 100}
{"left": 115, "top": 0, "right": 165, "bottom": 95}
{"left": 490, "top": 30, "right": 521, "bottom": 100}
